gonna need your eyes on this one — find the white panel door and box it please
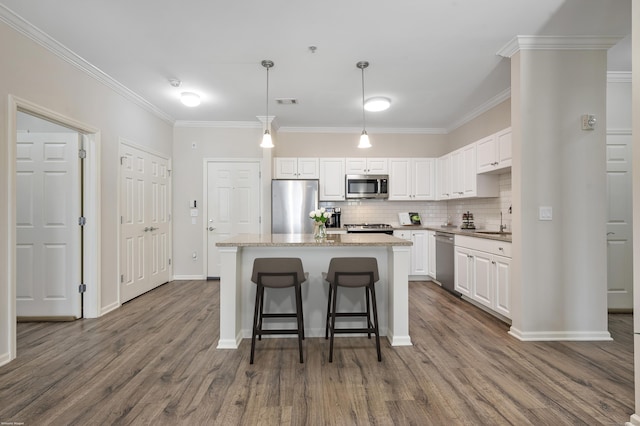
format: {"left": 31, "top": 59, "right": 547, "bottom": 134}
{"left": 606, "top": 133, "right": 633, "bottom": 310}
{"left": 207, "top": 161, "right": 261, "bottom": 278}
{"left": 16, "top": 132, "right": 81, "bottom": 318}
{"left": 120, "top": 144, "right": 171, "bottom": 303}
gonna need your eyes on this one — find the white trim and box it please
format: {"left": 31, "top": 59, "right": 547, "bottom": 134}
{"left": 446, "top": 88, "right": 512, "bottom": 133}
{"left": 6, "top": 95, "right": 102, "bottom": 362}
{"left": 278, "top": 126, "right": 447, "bottom": 135}
{"left": 508, "top": 327, "right": 612, "bottom": 341}
{"left": 173, "top": 275, "right": 207, "bottom": 281}
{"left": 0, "top": 351, "right": 10, "bottom": 367}
{"left": 627, "top": 414, "right": 640, "bottom": 425}
{"left": 497, "top": 35, "right": 624, "bottom": 58}
{"left": 608, "top": 71, "right": 632, "bottom": 83}
{"left": 100, "top": 300, "right": 120, "bottom": 316}
{"left": 174, "top": 120, "right": 262, "bottom": 129}
{"left": 0, "top": 4, "right": 174, "bottom": 126}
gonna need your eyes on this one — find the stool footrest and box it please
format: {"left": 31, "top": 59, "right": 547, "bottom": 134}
{"left": 331, "top": 312, "right": 368, "bottom": 318}
{"left": 261, "top": 313, "right": 297, "bottom": 318}
{"left": 256, "top": 329, "right": 301, "bottom": 335}
{"left": 331, "top": 327, "right": 376, "bottom": 334}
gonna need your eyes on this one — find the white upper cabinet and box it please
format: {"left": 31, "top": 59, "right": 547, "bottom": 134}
{"left": 345, "top": 158, "right": 389, "bottom": 175}
{"left": 388, "top": 158, "right": 435, "bottom": 201}
{"left": 450, "top": 143, "right": 499, "bottom": 199}
{"left": 274, "top": 157, "right": 319, "bottom": 179}
{"left": 437, "top": 153, "right": 451, "bottom": 200}
{"left": 476, "top": 127, "right": 512, "bottom": 174}
{"left": 319, "top": 158, "right": 345, "bottom": 201}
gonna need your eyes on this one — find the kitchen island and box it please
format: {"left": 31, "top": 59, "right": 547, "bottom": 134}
{"left": 215, "top": 233, "right": 413, "bottom": 349}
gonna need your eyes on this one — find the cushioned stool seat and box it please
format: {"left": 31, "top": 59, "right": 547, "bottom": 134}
{"left": 250, "top": 257, "right": 308, "bottom": 364}
{"left": 323, "top": 257, "right": 381, "bottom": 362}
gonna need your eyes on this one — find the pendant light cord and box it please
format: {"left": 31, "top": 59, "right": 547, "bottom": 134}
{"left": 361, "top": 66, "right": 366, "bottom": 132}
{"left": 266, "top": 65, "right": 269, "bottom": 129}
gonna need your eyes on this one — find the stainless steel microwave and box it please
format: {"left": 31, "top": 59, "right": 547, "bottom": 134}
{"left": 345, "top": 175, "right": 389, "bottom": 199}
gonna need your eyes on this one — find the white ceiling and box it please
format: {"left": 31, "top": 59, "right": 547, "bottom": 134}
{"left": 0, "top": 0, "right": 631, "bottom": 132}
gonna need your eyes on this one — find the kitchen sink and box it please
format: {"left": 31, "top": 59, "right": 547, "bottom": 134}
{"left": 475, "top": 231, "right": 512, "bottom": 236}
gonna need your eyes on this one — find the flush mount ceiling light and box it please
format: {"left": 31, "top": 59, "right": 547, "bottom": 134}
{"left": 364, "top": 97, "right": 391, "bottom": 112}
{"left": 260, "top": 59, "right": 275, "bottom": 149}
{"left": 357, "top": 61, "right": 372, "bottom": 149}
{"left": 180, "top": 92, "right": 201, "bottom": 107}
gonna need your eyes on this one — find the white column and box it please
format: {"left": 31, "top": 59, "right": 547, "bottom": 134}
{"left": 388, "top": 245, "right": 412, "bottom": 346}
{"left": 217, "top": 246, "right": 241, "bottom": 349}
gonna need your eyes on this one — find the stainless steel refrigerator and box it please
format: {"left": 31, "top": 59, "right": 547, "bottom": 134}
{"left": 271, "top": 179, "right": 319, "bottom": 234}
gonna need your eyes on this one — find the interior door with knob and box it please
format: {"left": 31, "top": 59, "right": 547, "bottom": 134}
{"left": 120, "top": 143, "right": 171, "bottom": 303}
{"left": 606, "top": 133, "right": 633, "bottom": 311}
{"left": 206, "top": 161, "right": 260, "bottom": 278}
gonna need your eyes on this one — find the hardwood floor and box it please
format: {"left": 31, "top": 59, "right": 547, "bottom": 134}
{"left": 0, "top": 280, "right": 633, "bottom": 425}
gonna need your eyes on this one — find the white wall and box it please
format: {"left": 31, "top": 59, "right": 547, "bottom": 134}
{"left": 0, "top": 20, "right": 173, "bottom": 363}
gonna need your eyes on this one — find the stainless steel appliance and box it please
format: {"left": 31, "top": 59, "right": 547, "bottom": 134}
{"left": 435, "top": 231, "right": 460, "bottom": 296}
{"left": 345, "top": 175, "right": 389, "bottom": 199}
{"left": 345, "top": 223, "right": 394, "bottom": 235}
{"left": 271, "top": 179, "right": 319, "bottom": 234}
{"left": 325, "top": 207, "right": 341, "bottom": 228}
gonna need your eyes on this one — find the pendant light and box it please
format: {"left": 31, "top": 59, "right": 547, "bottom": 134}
{"left": 260, "top": 59, "right": 274, "bottom": 148}
{"left": 357, "top": 61, "right": 372, "bottom": 148}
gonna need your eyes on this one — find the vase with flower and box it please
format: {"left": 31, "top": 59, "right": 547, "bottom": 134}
{"left": 309, "top": 208, "right": 331, "bottom": 240}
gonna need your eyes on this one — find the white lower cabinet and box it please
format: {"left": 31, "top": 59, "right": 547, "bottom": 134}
{"left": 394, "top": 230, "right": 429, "bottom": 277}
{"left": 427, "top": 230, "right": 436, "bottom": 278}
{"left": 454, "top": 235, "right": 511, "bottom": 319}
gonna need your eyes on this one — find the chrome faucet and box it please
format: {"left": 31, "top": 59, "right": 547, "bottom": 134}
{"left": 500, "top": 211, "right": 507, "bottom": 232}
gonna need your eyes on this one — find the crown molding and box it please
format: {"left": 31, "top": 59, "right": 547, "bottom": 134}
{"left": 0, "top": 4, "right": 175, "bottom": 125}
{"left": 608, "top": 71, "right": 631, "bottom": 83}
{"left": 446, "top": 88, "right": 511, "bottom": 133}
{"left": 497, "top": 35, "right": 624, "bottom": 58}
{"left": 174, "top": 120, "right": 262, "bottom": 129}
{"left": 277, "top": 126, "right": 447, "bottom": 135}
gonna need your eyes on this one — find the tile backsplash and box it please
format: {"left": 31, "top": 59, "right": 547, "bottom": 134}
{"left": 320, "top": 172, "right": 512, "bottom": 230}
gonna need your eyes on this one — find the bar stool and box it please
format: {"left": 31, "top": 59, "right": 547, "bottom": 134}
{"left": 323, "top": 257, "right": 381, "bottom": 362}
{"left": 250, "top": 257, "right": 308, "bottom": 364}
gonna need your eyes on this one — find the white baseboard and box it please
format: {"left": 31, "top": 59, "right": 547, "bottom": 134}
{"left": 173, "top": 275, "right": 207, "bottom": 281}
{"left": 100, "top": 301, "right": 120, "bottom": 316}
{"left": 0, "top": 351, "right": 11, "bottom": 367}
{"left": 508, "top": 327, "right": 612, "bottom": 341}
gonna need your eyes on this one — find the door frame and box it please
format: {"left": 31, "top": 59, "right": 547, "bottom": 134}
{"left": 6, "top": 95, "right": 101, "bottom": 360}
{"left": 117, "top": 138, "right": 173, "bottom": 303}
{"left": 202, "top": 158, "right": 263, "bottom": 278}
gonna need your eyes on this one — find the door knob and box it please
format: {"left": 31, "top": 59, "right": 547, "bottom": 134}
{"left": 148, "top": 226, "right": 157, "bottom": 231}
{"left": 208, "top": 226, "right": 215, "bottom": 231}
{"left": 143, "top": 227, "right": 150, "bottom": 232}
{"left": 607, "top": 232, "right": 615, "bottom": 236}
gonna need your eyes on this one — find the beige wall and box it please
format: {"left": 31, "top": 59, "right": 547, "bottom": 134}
{"left": 0, "top": 21, "right": 173, "bottom": 362}
{"left": 447, "top": 99, "right": 511, "bottom": 152}
{"left": 274, "top": 132, "right": 448, "bottom": 157}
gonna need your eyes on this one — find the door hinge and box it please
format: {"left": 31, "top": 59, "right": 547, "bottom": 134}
{"left": 169, "top": 213, "right": 171, "bottom": 222}
{"left": 78, "top": 216, "right": 86, "bottom": 226}
{"left": 78, "top": 148, "right": 87, "bottom": 159}
{"left": 168, "top": 258, "right": 172, "bottom": 265}
{"left": 120, "top": 156, "right": 126, "bottom": 165}
{"left": 78, "top": 283, "right": 87, "bottom": 293}
{"left": 259, "top": 216, "right": 262, "bottom": 224}
{"left": 120, "top": 274, "right": 124, "bottom": 283}
{"left": 168, "top": 169, "right": 172, "bottom": 177}
{"left": 121, "top": 216, "right": 123, "bottom": 224}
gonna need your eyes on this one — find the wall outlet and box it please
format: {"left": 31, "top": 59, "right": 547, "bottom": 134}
{"left": 539, "top": 206, "right": 553, "bottom": 221}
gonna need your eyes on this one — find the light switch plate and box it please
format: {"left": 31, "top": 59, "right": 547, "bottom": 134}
{"left": 190, "top": 208, "right": 198, "bottom": 217}
{"left": 539, "top": 206, "right": 552, "bottom": 221}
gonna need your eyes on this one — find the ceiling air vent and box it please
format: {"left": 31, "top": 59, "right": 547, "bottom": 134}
{"left": 276, "top": 98, "right": 298, "bottom": 105}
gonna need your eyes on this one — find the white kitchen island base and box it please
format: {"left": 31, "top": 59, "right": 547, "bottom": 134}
{"left": 216, "top": 234, "right": 413, "bottom": 349}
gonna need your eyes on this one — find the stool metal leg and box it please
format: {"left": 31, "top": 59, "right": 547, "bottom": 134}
{"left": 325, "top": 284, "right": 333, "bottom": 340}
{"left": 250, "top": 283, "right": 263, "bottom": 364}
{"left": 329, "top": 282, "right": 338, "bottom": 363}
{"left": 295, "top": 284, "right": 304, "bottom": 363}
{"left": 365, "top": 286, "right": 372, "bottom": 339}
{"left": 369, "top": 283, "right": 382, "bottom": 362}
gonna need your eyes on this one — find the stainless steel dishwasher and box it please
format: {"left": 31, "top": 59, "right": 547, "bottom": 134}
{"left": 434, "top": 231, "right": 460, "bottom": 297}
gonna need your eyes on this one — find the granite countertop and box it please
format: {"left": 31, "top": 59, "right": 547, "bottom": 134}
{"left": 216, "top": 233, "right": 413, "bottom": 247}
{"left": 391, "top": 224, "right": 513, "bottom": 242}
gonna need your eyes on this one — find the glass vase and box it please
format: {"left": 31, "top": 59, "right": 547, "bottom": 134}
{"left": 314, "top": 222, "right": 327, "bottom": 240}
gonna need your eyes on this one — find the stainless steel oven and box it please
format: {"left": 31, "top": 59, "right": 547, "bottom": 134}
{"left": 345, "top": 175, "right": 389, "bottom": 199}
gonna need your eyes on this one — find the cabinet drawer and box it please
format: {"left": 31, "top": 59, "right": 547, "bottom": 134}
{"left": 455, "top": 235, "right": 511, "bottom": 258}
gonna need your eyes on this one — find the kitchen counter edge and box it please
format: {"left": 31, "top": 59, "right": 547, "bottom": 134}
{"left": 216, "top": 233, "right": 413, "bottom": 247}
{"left": 392, "top": 225, "right": 512, "bottom": 242}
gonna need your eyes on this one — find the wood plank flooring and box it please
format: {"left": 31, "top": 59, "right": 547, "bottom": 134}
{"left": 0, "top": 280, "right": 633, "bottom": 425}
